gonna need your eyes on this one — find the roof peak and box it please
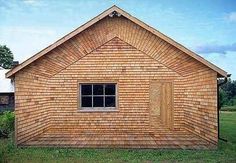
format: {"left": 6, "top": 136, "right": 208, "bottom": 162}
{"left": 111, "top": 5, "right": 119, "bottom": 8}
{"left": 6, "top": 5, "right": 227, "bottom": 78}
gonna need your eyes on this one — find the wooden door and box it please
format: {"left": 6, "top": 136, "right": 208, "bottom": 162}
{"left": 150, "top": 80, "right": 173, "bottom": 129}
{"left": 150, "top": 82, "right": 162, "bottom": 128}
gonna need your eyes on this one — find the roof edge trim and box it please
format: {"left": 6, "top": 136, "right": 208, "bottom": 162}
{"left": 6, "top": 5, "right": 227, "bottom": 78}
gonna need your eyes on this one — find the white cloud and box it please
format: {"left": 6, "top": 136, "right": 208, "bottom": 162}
{"left": 0, "top": 26, "right": 59, "bottom": 62}
{"left": 201, "top": 51, "right": 236, "bottom": 79}
{"left": 194, "top": 42, "right": 236, "bottom": 54}
{"left": 1, "top": 26, "right": 56, "bottom": 36}
{"left": 22, "top": 0, "right": 46, "bottom": 7}
{"left": 226, "top": 12, "right": 236, "bottom": 22}
{"left": 23, "top": 0, "right": 37, "bottom": 5}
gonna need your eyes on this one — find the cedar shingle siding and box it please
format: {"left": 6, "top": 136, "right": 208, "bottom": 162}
{"left": 9, "top": 6, "right": 226, "bottom": 148}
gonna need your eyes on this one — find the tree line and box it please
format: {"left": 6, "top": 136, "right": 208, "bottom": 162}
{"left": 219, "top": 78, "right": 236, "bottom": 108}
{"left": 0, "top": 45, "right": 13, "bottom": 69}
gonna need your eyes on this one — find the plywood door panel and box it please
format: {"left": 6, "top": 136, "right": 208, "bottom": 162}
{"left": 160, "top": 83, "right": 166, "bottom": 125}
{"left": 150, "top": 82, "right": 162, "bottom": 116}
{"left": 149, "top": 81, "right": 162, "bottom": 129}
{"left": 162, "top": 82, "right": 173, "bottom": 129}
{"left": 150, "top": 80, "right": 173, "bottom": 130}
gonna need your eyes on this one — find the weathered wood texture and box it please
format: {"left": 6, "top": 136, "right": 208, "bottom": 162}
{"left": 24, "top": 127, "right": 214, "bottom": 149}
{"left": 150, "top": 81, "right": 173, "bottom": 130}
{"left": 183, "top": 68, "right": 218, "bottom": 144}
{"left": 14, "top": 16, "right": 218, "bottom": 148}
{"left": 15, "top": 70, "right": 50, "bottom": 144}
{"left": 46, "top": 37, "right": 180, "bottom": 134}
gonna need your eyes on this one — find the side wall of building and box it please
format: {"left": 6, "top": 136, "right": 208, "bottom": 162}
{"left": 182, "top": 66, "right": 218, "bottom": 144}
{"left": 14, "top": 66, "right": 51, "bottom": 144}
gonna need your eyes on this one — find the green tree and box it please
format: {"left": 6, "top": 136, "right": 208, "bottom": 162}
{"left": 219, "top": 89, "right": 229, "bottom": 108}
{"left": 0, "top": 45, "right": 14, "bottom": 69}
{"left": 219, "top": 78, "right": 236, "bottom": 107}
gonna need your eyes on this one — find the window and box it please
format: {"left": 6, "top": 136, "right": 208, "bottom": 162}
{"left": 0, "top": 96, "right": 9, "bottom": 105}
{"left": 80, "top": 83, "right": 117, "bottom": 110}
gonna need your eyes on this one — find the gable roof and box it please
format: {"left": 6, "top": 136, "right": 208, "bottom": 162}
{"left": 6, "top": 5, "right": 227, "bottom": 78}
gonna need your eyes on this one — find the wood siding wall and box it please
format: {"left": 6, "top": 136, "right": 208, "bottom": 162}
{"left": 46, "top": 37, "right": 181, "bottom": 134}
{"left": 183, "top": 68, "right": 218, "bottom": 144}
{"left": 14, "top": 16, "right": 218, "bottom": 146}
{"left": 15, "top": 69, "right": 50, "bottom": 144}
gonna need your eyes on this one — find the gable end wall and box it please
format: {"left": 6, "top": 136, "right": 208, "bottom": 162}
{"left": 13, "top": 16, "right": 218, "bottom": 146}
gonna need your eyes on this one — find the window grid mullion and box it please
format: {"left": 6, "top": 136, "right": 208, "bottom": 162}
{"left": 80, "top": 84, "right": 82, "bottom": 108}
{"left": 92, "top": 84, "right": 94, "bottom": 108}
{"left": 103, "top": 84, "right": 105, "bottom": 107}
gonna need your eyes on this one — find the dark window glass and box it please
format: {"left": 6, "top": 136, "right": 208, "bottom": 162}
{"left": 105, "top": 84, "right": 115, "bottom": 95}
{"left": 80, "top": 83, "right": 116, "bottom": 109}
{"left": 93, "top": 97, "right": 104, "bottom": 107}
{"left": 81, "top": 85, "right": 92, "bottom": 95}
{"left": 105, "top": 96, "right": 116, "bottom": 107}
{"left": 81, "top": 96, "right": 92, "bottom": 107}
{"left": 93, "top": 84, "right": 104, "bottom": 95}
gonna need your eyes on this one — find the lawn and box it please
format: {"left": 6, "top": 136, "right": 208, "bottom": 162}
{"left": 0, "top": 112, "right": 236, "bottom": 163}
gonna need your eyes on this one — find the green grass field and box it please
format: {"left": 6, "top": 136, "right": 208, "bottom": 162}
{"left": 1, "top": 112, "right": 236, "bottom": 163}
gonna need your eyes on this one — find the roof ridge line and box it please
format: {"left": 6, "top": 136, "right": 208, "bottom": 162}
{"left": 6, "top": 5, "right": 227, "bottom": 78}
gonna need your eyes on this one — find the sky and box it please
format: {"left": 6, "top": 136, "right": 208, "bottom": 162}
{"left": 0, "top": 0, "right": 236, "bottom": 79}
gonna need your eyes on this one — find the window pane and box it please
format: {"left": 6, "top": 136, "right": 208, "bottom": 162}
{"left": 105, "top": 84, "right": 115, "bottom": 95}
{"left": 81, "top": 96, "right": 92, "bottom": 107}
{"left": 93, "top": 84, "right": 104, "bottom": 95}
{"left": 81, "top": 85, "right": 92, "bottom": 95}
{"left": 105, "top": 96, "right": 116, "bottom": 107}
{"left": 93, "top": 97, "right": 104, "bottom": 107}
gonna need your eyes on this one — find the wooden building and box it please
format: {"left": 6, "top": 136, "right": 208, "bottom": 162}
{"left": 6, "top": 6, "right": 228, "bottom": 149}
{"left": 0, "top": 67, "right": 14, "bottom": 112}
